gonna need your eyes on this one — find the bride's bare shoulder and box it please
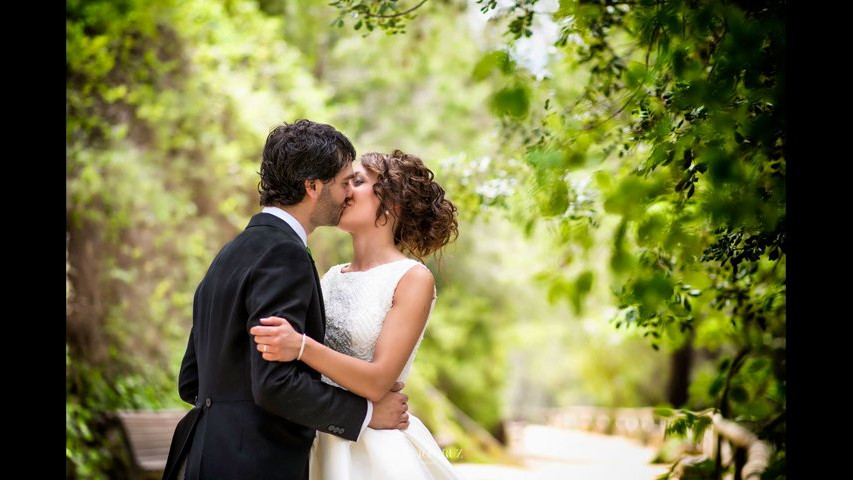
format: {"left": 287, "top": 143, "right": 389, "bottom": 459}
{"left": 393, "top": 263, "right": 435, "bottom": 302}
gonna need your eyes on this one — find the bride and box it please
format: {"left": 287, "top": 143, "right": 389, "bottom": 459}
{"left": 250, "top": 149, "right": 461, "bottom": 480}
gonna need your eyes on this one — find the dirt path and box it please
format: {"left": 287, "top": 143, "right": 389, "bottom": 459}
{"left": 454, "top": 424, "right": 670, "bottom": 480}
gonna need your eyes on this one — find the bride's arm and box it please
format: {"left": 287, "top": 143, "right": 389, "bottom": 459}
{"left": 251, "top": 266, "right": 434, "bottom": 403}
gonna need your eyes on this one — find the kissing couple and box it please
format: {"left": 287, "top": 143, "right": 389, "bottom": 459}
{"left": 164, "top": 119, "right": 462, "bottom": 480}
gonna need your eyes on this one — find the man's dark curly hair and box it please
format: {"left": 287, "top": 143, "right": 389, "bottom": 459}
{"left": 258, "top": 119, "right": 356, "bottom": 206}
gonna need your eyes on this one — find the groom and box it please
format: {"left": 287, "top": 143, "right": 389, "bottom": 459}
{"left": 163, "top": 120, "right": 410, "bottom": 480}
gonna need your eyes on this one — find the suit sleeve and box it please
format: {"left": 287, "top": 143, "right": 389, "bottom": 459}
{"left": 245, "top": 242, "right": 367, "bottom": 441}
{"left": 178, "top": 325, "right": 199, "bottom": 405}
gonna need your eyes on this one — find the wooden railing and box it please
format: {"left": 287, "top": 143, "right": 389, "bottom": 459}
{"left": 512, "top": 405, "right": 666, "bottom": 445}
{"left": 509, "top": 406, "right": 771, "bottom": 479}
{"left": 667, "top": 412, "right": 771, "bottom": 480}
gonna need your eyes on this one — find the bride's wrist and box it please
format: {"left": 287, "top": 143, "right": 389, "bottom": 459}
{"left": 296, "top": 333, "right": 307, "bottom": 361}
{"left": 300, "top": 335, "right": 319, "bottom": 363}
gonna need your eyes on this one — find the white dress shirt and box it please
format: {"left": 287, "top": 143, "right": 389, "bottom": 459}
{"left": 261, "top": 206, "right": 373, "bottom": 439}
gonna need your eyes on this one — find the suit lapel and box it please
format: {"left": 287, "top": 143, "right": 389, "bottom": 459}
{"left": 308, "top": 258, "right": 326, "bottom": 340}
{"left": 248, "top": 213, "right": 328, "bottom": 339}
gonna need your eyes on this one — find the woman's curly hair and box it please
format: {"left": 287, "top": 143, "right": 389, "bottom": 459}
{"left": 360, "top": 150, "right": 458, "bottom": 260}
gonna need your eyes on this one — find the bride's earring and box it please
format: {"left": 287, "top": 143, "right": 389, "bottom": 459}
{"left": 385, "top": 210, "right": 390, "bottom": 216}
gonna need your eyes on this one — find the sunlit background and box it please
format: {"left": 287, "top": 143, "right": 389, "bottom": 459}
{"left": 66, "top": 0, "right": 786, "bottom": 478}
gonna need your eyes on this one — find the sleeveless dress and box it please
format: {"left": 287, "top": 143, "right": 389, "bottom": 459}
{"left": 308, "top": 258, "right": 460, "bottom": 480}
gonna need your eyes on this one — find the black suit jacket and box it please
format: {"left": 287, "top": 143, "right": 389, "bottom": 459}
{"left": 163, "top": 213, "right": 367, "bottom": 480}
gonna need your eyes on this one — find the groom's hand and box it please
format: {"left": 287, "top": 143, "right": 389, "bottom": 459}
{"left": 368, "top": 381, "right": 410, "bottom": 430}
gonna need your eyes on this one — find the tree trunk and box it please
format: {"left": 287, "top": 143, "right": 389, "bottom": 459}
{"left": 666, "top": 333, "right": 694, "bottom": 407}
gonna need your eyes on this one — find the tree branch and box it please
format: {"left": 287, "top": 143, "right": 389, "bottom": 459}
{"left": 646, "top": 21, "right": 661, "bottom": 69}
{"left": 719, "top": 346, "right": 749, "bottom": 417}
{"left": 364, "top": 0, "right": 428, "bottom": 18}
{"left": 581, "top": 82, "right": 645, "bottom": 130}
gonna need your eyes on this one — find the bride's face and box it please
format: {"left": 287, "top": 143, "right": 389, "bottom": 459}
{"left": 337, "top": 163, "right": 386, "bottom": 233}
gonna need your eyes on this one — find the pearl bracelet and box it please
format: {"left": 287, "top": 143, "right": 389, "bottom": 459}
{"left": 297, "top": 333, "right": 307, "bottom": 361}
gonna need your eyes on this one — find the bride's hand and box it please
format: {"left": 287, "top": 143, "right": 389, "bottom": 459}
{"left": 250, "top": 316, "right": 301, "bottom": 362}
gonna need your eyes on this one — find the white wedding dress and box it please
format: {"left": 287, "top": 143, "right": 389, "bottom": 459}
{"left": 308, "top": 258, "right": 460, "bottom": 480}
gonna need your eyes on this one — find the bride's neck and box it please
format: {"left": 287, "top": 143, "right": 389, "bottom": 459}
{"left": 348, "top": 230, "right": 403, "bottom": 271}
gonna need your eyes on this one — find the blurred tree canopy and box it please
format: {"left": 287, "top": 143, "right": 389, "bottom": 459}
{"left": 332, "top": 0, "right": 786, "bottom": 476}
{"left": 67, "top": 0, "right": 785, "bottom": 478}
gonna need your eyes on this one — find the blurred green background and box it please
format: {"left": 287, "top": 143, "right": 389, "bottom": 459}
{"left": 66, "top": 0, "right": 786, "bottom": 478}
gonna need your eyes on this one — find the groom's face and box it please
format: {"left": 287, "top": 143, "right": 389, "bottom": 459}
{"left": 313, "top": 163, "right": 354, "bottom": 227}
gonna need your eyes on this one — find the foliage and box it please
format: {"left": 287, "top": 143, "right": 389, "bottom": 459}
{"left": 67, "top": 0, "right": 522, "bottom": 474}
{"left": 334, "top": 0, "right": 787, "bottom": 473}
{"left": 67, "top": 0, "right": 337, "bottom": 475}
{"left": 654, "top": 407, "right": 785, "bottom": 479}
{"left": 484, "top": 0, "right": 784, "bottom": 456}
{"left": 655, "top": 407, "right": 713, "bottom": 444}
{"left": 67, "top": 0, "right": 786, "bottom": 476}
{"left": 329, "top": 0, "right": 431, "bottom": 34}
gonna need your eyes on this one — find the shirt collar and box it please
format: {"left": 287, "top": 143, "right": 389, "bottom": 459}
{"left": 261, "top": 206, "right": 308, "bottom": 247}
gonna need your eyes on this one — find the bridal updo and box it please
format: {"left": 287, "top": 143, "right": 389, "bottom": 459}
{"left": 360, "top": 150, "right": 458, "bottom": 260}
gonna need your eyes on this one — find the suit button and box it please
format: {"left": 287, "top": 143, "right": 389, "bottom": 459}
{"left": 328, "top": 425, "right": 334, "bottom": 432}
{"left": 204, "top": 397, "right": 212, "bottom": 408}
{"left": 339, "top": 428, "right": 345, "bottom": 434}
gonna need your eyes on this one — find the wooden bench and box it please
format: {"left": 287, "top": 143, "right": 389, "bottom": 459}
{"left": 115, "top": 410, "right": 188, "bottom": 479}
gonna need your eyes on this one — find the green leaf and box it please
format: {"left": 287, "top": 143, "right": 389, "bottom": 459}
{"left": 654, "top": 407, "right": 674, "bottom": 418}
{"left": 610, "top": 248, "right": 635, "bottom": 273}
{"left": 705, "top": 145, "right": 738, "bottom": 185}
{"left": 472, "top": 51, "right": 514, "bottom": 81}
{"left": 730, "top": 385, "right": 748, "bottom": 403}
{"left": 603, "top": 174, "right": 667, "bottom": 219}
{"left": 594, "top": 170, "right": 613, "bottom": 189}
{"left": 555, "top": 0, "right": 574, "bottom": 18}
{"left": 575, "top": 271, "right": 594, "bottom": 294}
{"left": 490, "top": 85, "right": 529, "bottom": 118}
{"left": 624, "top": 63, "right": 648, "bottom": 89}
{"left": 671, "top": 48, "right": 687, "bottom": 76}
{"left": 637, "top": 212, "right": 667, "bottom": 246}
{"left": 541, "top": 184, "right": 569, "bottom": 216}
{"left": 747, "top": 357, "right": 770, "bottom": 373}
{"left": 631, "top": 272, "right": 674, "bottom": 311}
{"left": 527, "top": 150, "right": 566, "bottom": 170}
{"left": 692, "top": 416, "right": 712, "bottom": 443}
{"left": 709, "top": 376, "right": 724, "bottom": 396}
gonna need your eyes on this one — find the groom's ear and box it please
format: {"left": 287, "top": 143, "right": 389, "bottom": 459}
{"left": 304, "top": 179, "right": 319, "bottom": 199}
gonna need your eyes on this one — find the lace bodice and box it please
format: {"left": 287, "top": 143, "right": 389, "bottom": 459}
{"left": 319, "top": 258, "right": 435, "bottom": 389}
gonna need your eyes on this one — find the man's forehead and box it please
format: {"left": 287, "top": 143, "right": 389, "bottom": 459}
{"left": 338, "top": 163, "right": 355, "bottom": 180}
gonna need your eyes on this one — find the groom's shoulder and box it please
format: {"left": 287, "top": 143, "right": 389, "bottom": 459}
{"left": 237, "top": 227, "right": 304, "bottom": 256}
{"left": 242, "top": 213, "right": 301, "bottom": 243}
{"left": 222, "top": 229, "right": 310, "bottom": 274}
{"left": 215, "top": 215, "right": 303, "bottom": 262}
